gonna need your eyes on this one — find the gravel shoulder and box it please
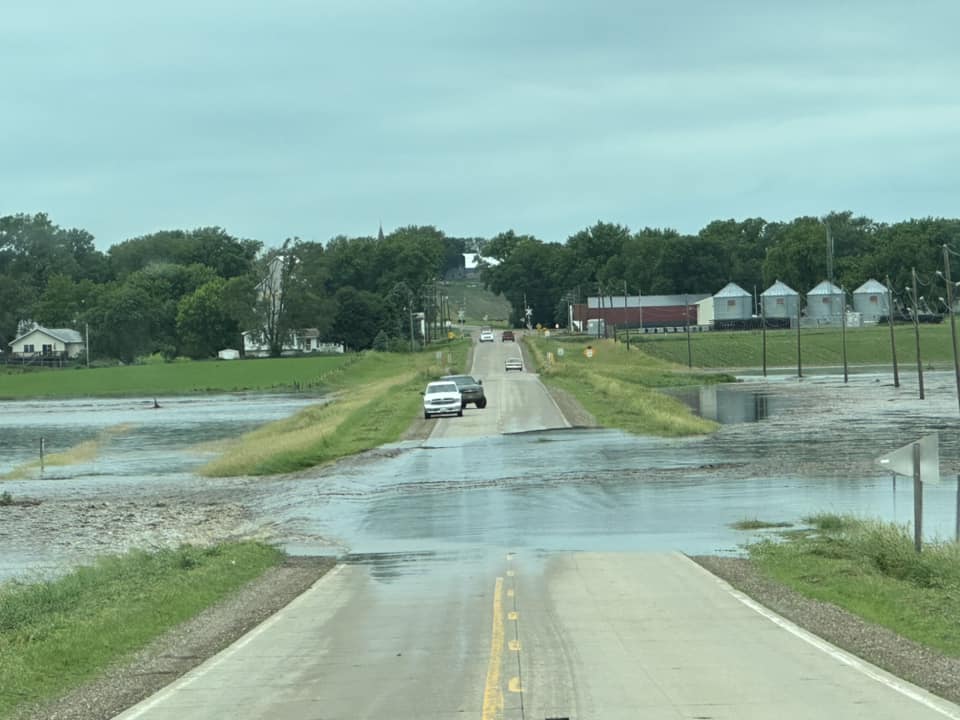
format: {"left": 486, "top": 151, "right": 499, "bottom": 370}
{"left": 15, "top": 556, "right": 336, "bottom": 720}
{"left": 694, "top": 555, "right": 960, "bottom": 706}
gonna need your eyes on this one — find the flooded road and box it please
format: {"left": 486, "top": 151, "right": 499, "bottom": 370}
{"left": 3, "top": 368, "right": 960, "bottom": 583}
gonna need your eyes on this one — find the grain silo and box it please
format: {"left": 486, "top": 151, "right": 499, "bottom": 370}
{"left": 761, "top": 280, "right": 800, "bottom": 319}
{"left": 807, "top": 280, "right": 845, "bottom": 323}
{"left": 853, "top": 279, "right": 890, "bottom": 323}
{"left": 712, "top": 282, "right": 753, "bottom": 321}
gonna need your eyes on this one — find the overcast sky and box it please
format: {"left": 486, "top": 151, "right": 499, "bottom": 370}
{"left": 3, "top": 1, "right": 958, "bottom": 249}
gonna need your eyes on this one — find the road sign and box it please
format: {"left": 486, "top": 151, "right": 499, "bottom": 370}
{"left": 877, "top": 433, "right": 940, "bottom": 484}
{"left": 557, "top": 347, "right": 565, "bottom": 358}
{"left": 584, "top": 346, "right": 594, "bottom": 359}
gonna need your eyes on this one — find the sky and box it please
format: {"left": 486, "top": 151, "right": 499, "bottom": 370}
{"left": 2, "top": 1, "right": 959, "bottom": 250}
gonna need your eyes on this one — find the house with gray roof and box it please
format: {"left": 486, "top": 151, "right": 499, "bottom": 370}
{"left": 8, "top": 325, "right": 85, "bottom": 359}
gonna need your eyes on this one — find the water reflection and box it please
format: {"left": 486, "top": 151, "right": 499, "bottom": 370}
{"left": 672, "top": 385, "right": 786, "bottom": 424}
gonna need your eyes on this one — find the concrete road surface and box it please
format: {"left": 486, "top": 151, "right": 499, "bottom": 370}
{"left": 428, "top": 331, "right": 569, "bottom": 439}
{"left": 113, "top": 335, "right": 960, "bottom": 719}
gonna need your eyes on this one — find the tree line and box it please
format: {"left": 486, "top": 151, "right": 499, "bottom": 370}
{"left": 4, "top": 210, "right": 958, "bottom": 361}
{"left": 0, "top": 213, "right": 467, "bottom": 362}
{"left": 480, "top": 212, "right": 960, "bottom": 327}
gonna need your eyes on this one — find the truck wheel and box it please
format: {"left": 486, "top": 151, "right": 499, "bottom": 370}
{"left": 424, "top": 411, "right": 430, "bottom": 419}
{"left": 457, "top": 408, "right": 463, "bottom": 417}
{"left": 478, "top": 399, "right": 487, "bottom": 409}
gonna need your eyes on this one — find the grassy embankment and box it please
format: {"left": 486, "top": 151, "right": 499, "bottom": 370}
{"left": 0, "top": 542, "right": 283, "bottom": 719}
{"left": 0, "top": 355, "right": 355, "bottom": 399}
{"left": 748, "top": 514, "right": 960, "bottom": 656}
{"left": 635, "top": 322, "right": 956, "bottom": 370}
{"left": 525, "top": 336, "right": 733, "bottom": 436}
{"left": 200, "top": 342, "right": 468, "bottom": 476}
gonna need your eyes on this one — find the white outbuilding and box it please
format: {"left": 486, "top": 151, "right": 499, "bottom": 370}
{"left": 807, "top": 280, "right": 845, "bottom": 323}
{"left": 853, "top": 279, "right": 890, "bottom": 323}
{"left": 712, "top": 282, "right": 753, "bottom": 321}
{"left": 761, "top": 280, "right": 800, "bottom": 319}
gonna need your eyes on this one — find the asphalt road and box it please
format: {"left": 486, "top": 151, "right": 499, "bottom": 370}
{"left": 429, "top": 331, "right": 570, "bottom": 438}
{"left": 113, "top": 336, "right": 960, "bottom": 720}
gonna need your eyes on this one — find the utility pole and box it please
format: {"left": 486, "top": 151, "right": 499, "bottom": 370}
{"left": 761, "top": 300, "right": 767, "bottom": 378}
{"left": 886, "top": 275, "right": 900, "bottom": 388}
{"left": 85, "top": 322, "right": 90, "bottom": 368}
{"left": 944, "top": 245, "right": 960, "bottom": 413}
{"left": 623, "top": 280, "right": 630, "bottom": 350}
{"left": 796, "top": 298, "right": 802, "bottom": 378}
{"left": 841, "top": 286, "right": 848, "bottom": 383}
{"left": 684, "top": 293, "right": 692, "bottom": 367}
{"left": 912, "top": 267, "right": 925, "bottom": 400}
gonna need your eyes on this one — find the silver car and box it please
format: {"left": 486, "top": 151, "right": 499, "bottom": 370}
{"left": 423, "top": 380, "right": 463, "bottom": 418}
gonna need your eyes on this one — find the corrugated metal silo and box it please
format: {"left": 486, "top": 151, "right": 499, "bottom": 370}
{"left": 761, "top": 280, "right": 800, "bottom": 319}
{"left": 853, "top": 279, "right": 890, "bottom": 322}
{"left": 807, "top": 280, "right": 845, "bottom": 323}
{"left": 712, "top": 282, "right": 753, "bottom": 320}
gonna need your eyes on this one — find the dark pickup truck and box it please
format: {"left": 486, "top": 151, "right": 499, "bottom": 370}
{"left": 441, "top": 374, "right": 487, "bottom": 409}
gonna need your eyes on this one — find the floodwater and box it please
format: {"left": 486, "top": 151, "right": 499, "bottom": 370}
{"left": 0, "top": 394, "right": 322, "bottom": 487}
{"left": 4, "top": 373, "right": 960, "bottom": 582}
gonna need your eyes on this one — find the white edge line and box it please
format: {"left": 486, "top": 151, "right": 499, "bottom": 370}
{"left": 680, "top": 554, "right": 960, "bottom": 719}
{"left": 112, "top": 564, "right": 346, "bottom": 720}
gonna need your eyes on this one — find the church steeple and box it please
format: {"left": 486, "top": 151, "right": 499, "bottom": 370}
{"left": 377, "top": 221, "right": 385, "bottom": 241}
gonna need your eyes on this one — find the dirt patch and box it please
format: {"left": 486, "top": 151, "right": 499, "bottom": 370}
{"left": 14, "top": 556, "right": 336, "bottom": 720}
{"left": 693, "top": 555, "right": 960, "bottom": 705}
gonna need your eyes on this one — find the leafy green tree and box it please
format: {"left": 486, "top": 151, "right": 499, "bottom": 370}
{"left": 0, "top": 274, "right": 36, "bottom": 348}
{"left": 330, "top": 286, "right": 386, "bottom": 350}
{"left": 108, "top": 227, "right": 260, "bottom": 279}
{"left": 176, "top": 278, "right": 240, "bottom": 358}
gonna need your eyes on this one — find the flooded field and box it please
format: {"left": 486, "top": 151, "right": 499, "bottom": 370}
{"left": 3, "top": 372, "right": 960, "bottom": 581}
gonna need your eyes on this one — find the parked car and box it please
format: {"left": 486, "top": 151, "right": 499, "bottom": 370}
{"left": 479, "top": 328, "right": 495, "bottom": 342}
{"left": 504, "top": 357, "right": 523, "bottom": 372}
{"left": 442, "top": 374, "right": 487, "bottom": 408}
{"left": 501, "top": 330, "right": 515, "bottom": 342}
{"left": 422, "top": 380, "right": 463, "bottom": 418}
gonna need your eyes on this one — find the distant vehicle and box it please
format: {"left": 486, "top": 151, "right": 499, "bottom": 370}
{"left": 504, "top": 357, "right": 523, "bottom": 372}
{"left": 479, "top": 328, "right": 495, "bottom": 342}
{"left": 442, "top": 374, "right": 487, "bottom": 409}
{"left": 422, "top": 381, "right": 463, "bottom": 419}
{"left": 501, "top": 330, "right": 515, "bottom": 342}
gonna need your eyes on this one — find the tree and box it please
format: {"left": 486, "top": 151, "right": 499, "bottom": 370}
{"left": 176, "top": 278, "right": 241, "bottom": 358}
{"left": 330, "top": 286, "right": 386, "bottom": 350}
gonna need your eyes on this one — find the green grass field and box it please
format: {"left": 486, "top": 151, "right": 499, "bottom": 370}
{"left": 750, "top": 514, "right": 960, "bottom": 657}
{"left": 0, "top": 542, "right": 283, "bottom": 719}
{"left": 525, "top": 336, "right": 732, "bottom": 436}
{"left": 445, "top": 278, "right": 512, "bottom": 325}
{"left": 632, "top": 322, "right": 955, "bottom": 369}
{"left": 0, "top": 355, "right": 355, "bottom": 399}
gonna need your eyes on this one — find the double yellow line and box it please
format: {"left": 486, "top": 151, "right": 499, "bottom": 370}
{"left": 482, "top": 576, "right": 505, "bottom": 720}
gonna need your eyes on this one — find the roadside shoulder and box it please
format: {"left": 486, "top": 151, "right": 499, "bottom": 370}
{"left": 693, "top": 555, "right": 960, "bottom": 706}
{"left": 20, "top": 557, "right": 336, "bottom": 720}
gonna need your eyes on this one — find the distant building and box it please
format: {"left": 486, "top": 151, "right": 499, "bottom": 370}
{"left": 806, "top": 280, "right": 845, "bottom": 324}
{"left": 853, "top": 279, "right": 889, "bottom": 323}
{"left": 242, "top": 328, "right": 344, "bottom": 357}
{"left": 8, "top": 325, "right": 84, "bottom": 360}
{"left": 712, "top": 282, "right": 753, "bottom": 321}
{"left": 761, "top": 280, "right": 800, "bottom": 320}
{"left": 572, "top": 294, "right": 709, "bottom": 331}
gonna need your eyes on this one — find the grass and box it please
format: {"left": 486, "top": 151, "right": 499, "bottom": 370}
{"left": 0, "top": 355, "right": 355, "bottom": 399}
{"left": 634, "top": 322, "right": 956, "bottom": 369}
{"left": 730, "top": 519, "right": 794, "bottom": 530}
{"left": 200, "top": 342, "right": 469, "bottom": 476}
{"left": 0, "top": 542, "right": 283, "bottom": 719}
{"left": 749, "top": 514, "right": 960, "bottom": 656}
{"left": 525, "top": 336, "right": 734, "bottom": 436}
{"left": 445, "top": 278, "right": 512, "bottom": 325}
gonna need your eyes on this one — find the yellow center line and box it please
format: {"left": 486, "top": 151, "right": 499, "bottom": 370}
{"left": 481, "top": 577, "right": 504, "bottom": 720}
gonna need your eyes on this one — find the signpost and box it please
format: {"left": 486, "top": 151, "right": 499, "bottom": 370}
{"left": 877, "top": 432, "right": 940, "bottom": 552}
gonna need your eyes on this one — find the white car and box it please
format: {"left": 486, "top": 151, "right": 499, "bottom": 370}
{"left": 423, "top": 380, "right": 463, "bottom": 418}
{"left": 479, "top": 328, "right": 495, "bottom": 342}
{"left": 505, "top": 357, "right": 523, "bottom": 372}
